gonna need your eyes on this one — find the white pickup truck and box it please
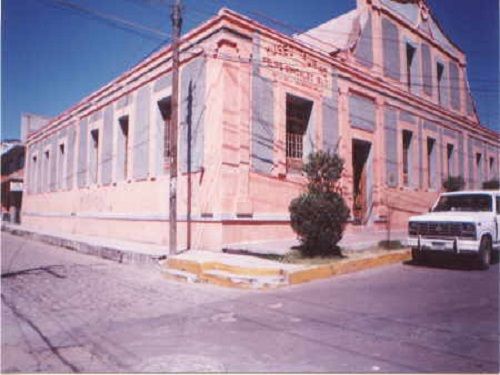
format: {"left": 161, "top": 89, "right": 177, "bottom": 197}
{"left": 408, "top": 190, "right": 500, "bottom": 270}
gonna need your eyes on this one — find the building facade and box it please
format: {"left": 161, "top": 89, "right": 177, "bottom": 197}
{"left": 22, "top": 0, "right": 499, "bottom": 251}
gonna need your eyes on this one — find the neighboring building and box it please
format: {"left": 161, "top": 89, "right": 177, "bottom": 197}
{"left": 2, "top": 114, "right": 48, "bottom": 223}
{"left": 22, "top": 0, "right": 500, "bottom": 251}
{"left": 1, "top": 140, "right": 25, "bottom": 223}
{"left": 21, "top": 113, "right": 51, "bottom": 143}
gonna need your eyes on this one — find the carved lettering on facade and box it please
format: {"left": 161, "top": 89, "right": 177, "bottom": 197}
{"left": 261, "top": 41, "right": 330, "bottom": 91}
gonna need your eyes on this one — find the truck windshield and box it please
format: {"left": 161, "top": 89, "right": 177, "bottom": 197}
{"left": 433, "top": 194, "right": 492, "bottom": 212}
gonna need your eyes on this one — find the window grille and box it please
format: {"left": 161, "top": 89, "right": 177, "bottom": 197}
{"left": 286, "top": 132, "right": 303, "bottom": 172}
{"left": 285, "top": 94, "right": 312, "bottom": 174}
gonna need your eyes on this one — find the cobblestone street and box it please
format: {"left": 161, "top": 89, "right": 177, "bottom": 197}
{"left": 1, "top": 233, "right": 242, "bottom": 372}
{"left": 2, "top": 232, "right": 499, "bottom": 373}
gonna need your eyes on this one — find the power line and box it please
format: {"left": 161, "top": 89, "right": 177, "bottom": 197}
{"left": 199, "top": 0, "right": 492, "bottom": 53}
{"left": 42, "top": 0, "right": 499, "bottom": 88}
{"left": 190, "top": 0, "right": 498, "bottom": 92}
{"left": 44, "top": 0, "right": 170, "bottom": 41}
{"left": 34, "top": 46, "right": 497, "bottom": 139}
{"left": 190, "top": 0, "right": 496, "bottom": 125}
{"left": 33, "top": 0, "right": 497, "bottom": 126}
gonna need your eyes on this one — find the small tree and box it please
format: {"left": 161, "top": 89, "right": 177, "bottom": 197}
{"left": 482, "top": 179, "right": 500, "bottom": 190}
{"left": 289, "top": 150, "right": 350, "bottom": 257}
{"left": 442, "top": 175, "right": 465, "bottom": 192}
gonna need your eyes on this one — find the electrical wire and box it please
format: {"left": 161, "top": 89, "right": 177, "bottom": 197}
{"left": 45, "top": 0, "right": 171, "bottom": 41}
{"left": 41, "top": 0, "right": 499, "bottom": 90}
{"left": 34, "top": 0, "right": 497, "bottom": 125}
{"left": 195, "top": 0, "right": 499, "bottom": 84}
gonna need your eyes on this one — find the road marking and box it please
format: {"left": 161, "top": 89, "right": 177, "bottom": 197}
{"left": 210, "top": 312, "right": 237, "bottom": 323}
{"left": 268, "top": 302, "right": 283, "bottom": 309}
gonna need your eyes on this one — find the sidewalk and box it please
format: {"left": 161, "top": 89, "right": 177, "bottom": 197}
{"left": 2, "top": 223, "right": 411, "bottom": 288}
{"left": 1, "top": 223, "right": 167, "bottom": 265}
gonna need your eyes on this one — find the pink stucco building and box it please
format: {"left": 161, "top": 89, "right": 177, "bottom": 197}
{"left": 22, "top": 0, "right": 499, "bottom": 252}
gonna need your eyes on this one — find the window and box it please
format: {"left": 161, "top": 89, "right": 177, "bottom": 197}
{"left": 44, "top": 150, "right": 50, "bottom": 192}
{"left": 286, "top": 94, "right": 312, "bottom": 173}
{"left": 489, "top": 157, "right": 495, "bottom": 179}
{"left": 402, "top": 130, "right": 412, "bottom": 186}
{"left": 31, "top": 155, "right": 37, "bottom": 194}
{"left": 58, "top": 143, "right": 66, "bottom": 189}
{"left": 118, "top": 116, "right": 129, "bottom": 180}
{"left": 90, "top": 129, "right": 99, "bottom": 184}
{"left": 437, "top": 62, "right": 444, "bottom": 105}
{"left": 157, "top": 98, "right": 172, "bottom": 164}
{"left": 447, "top": 143, "right": 454, "bottom": 177}
{"left": 406, "top": 43, "right": 416, "bottom": 91}
{"left": 476, "top": 153, "right": 483, "bottom": 184}
{"left": 427, "top": 137, "right": 435, "bottom": 188}
{"left": 496, "top": 196, "right": 500, "bottom": 214}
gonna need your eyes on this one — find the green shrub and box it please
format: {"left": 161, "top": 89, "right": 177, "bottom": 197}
{"left": 442, "top": 175, "right": 465, "bottom": 192}
{"left": 289, "top": 151, "right": 350, "bottom": 257}
{"left": 482, "top": 179, "right": 500, "bottom": 190}
{"left": 303, "top": 151, "right": 344, "bottom": 194}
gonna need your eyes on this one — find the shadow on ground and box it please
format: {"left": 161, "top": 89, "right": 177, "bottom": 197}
{"left": 403, "top": 250, "right": 499, "bottom": 271}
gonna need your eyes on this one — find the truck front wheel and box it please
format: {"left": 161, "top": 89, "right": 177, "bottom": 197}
{"left": 411, "top": 247, "right": 426, "bottom": 263}
{"left": 477, "top": 236, "right": 491, "bottom": 270}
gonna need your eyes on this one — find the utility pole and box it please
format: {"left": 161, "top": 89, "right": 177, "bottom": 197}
{"left": 169, "top": 0, "right": 182, "bottom": 255}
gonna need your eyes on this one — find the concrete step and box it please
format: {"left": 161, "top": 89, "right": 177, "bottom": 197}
{"left": 164, "top": 256, "right": 288, "bottom": 288}
{"left": 165, "top": 251, "right": 297, "bottom": 278}
{"left": 162, "top": 268, "right": 201, "bottom": 284}
{"left": 202, "top": 262, "right": 284, "bottom": 277}
{"left": 201, "top": 269, "right": 287, "bottom": 289}
{"left": 166, "top": 258, "right": 203, "bottom": 275}
{"left": 161, "top": 249, "right": 411, "bottom": 289}
{"left": 163, "top": 264, "right": 287, "bottom": 289}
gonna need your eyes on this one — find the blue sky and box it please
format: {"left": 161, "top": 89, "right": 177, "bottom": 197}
{"left": 1, "top": 0, "right": 498, "bottom": 140}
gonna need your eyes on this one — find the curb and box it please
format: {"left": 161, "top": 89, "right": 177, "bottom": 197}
{"left": 1, "top": 224, "right": 163, "bottom": 266}
{"left": 163, "top": 258, "right": 288, "bottom": 289}
{"left": 166, "top": 258, "right": 284, "bottom": 277}
{"left": 163, "top": 249, "right": 412, "bottom": 289}
{"left": 287, "top": 250, "right": 411, "bottom": 285}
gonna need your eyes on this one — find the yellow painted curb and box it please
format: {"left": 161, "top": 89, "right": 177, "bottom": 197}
{"left": 164, "top": 249, "right": 411, "bottom": 289}
{"left": 287, "top": 264, "right": 333, "bottom": 285}
{"left": 288, "top": 249, "right": 411, "bottom": 285}
{"left": 201, "top": 261, "right": 284, "bottom": 277}
{"left": 166, "top": 258, "right": 284, "bottom": 277}
{"left": 166, "top": 258, "right": 202, "bottom": 275}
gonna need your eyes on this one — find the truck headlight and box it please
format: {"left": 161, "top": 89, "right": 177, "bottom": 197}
{"left": 461, "top": 223, "right": 476, "bottom": 239}
{"left": 462, "top": 223, "right": 475, "bottom": 231}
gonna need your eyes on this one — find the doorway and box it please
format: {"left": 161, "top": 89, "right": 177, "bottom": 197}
{"left": 352, "top": 139, "right": 372, "bottom": 224}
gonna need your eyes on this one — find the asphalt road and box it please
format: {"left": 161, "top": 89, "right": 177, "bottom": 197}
{"left": 1, "top": 232, "right": 498, "bottom": 373}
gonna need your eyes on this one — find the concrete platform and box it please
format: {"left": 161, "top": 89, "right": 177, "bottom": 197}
{"left": 223, "top": 229, "right": 407, "bottom": 256}
{"left": 162, "top": 248, "right": 412, "bottom": 289}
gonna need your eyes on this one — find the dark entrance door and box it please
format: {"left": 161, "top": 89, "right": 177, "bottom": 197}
{"left": 352, "top": 139, "right": 371, "bottom": 224}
